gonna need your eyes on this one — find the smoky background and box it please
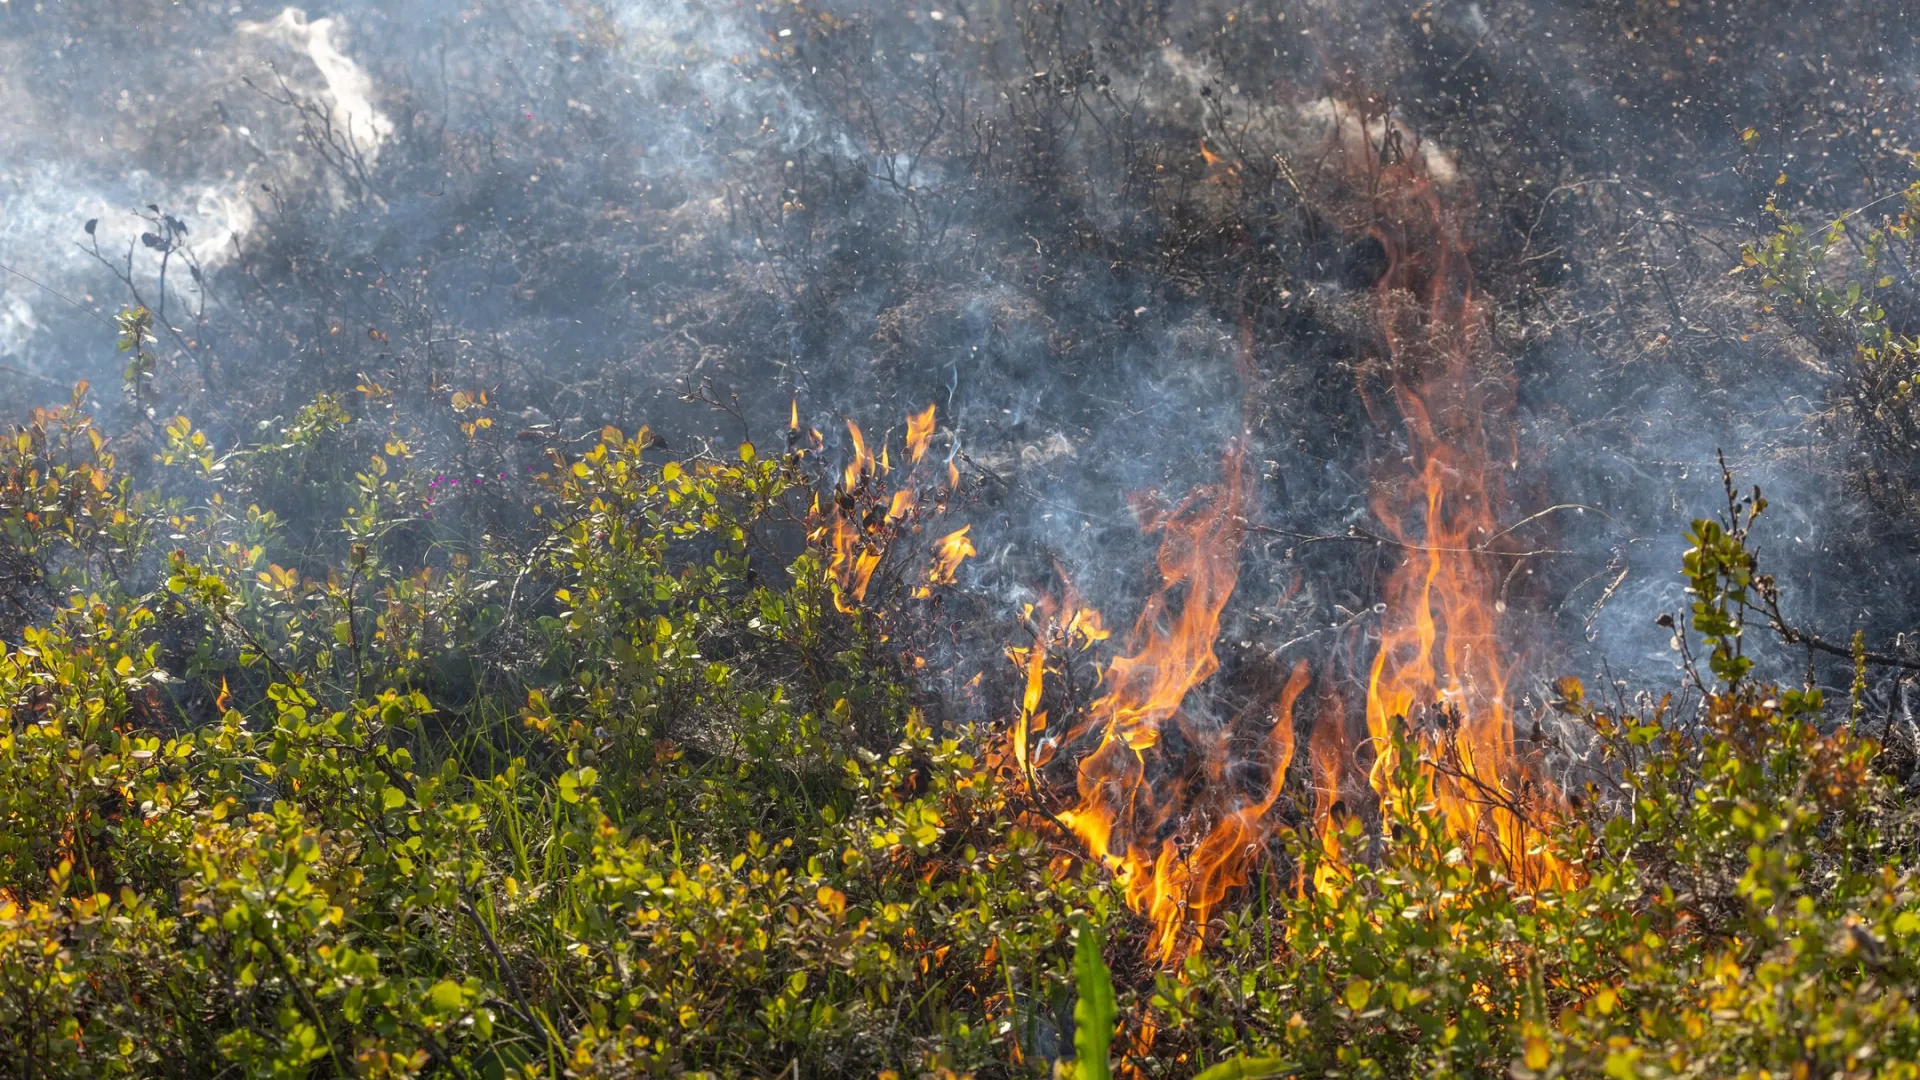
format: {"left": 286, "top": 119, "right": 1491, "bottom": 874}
{"left": 4, "top": 0, "right": 1919, "bottom": 737}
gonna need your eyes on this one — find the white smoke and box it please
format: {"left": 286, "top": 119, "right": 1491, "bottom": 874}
{"left": 238, "top": 7, "right": 396, "bottom": 170}
{"left": 0, "top": 6, "right": 391, "bottom": 361}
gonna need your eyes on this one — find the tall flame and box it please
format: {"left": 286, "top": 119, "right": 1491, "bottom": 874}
{"left": 1344, "top": 132, "right": 1568, "bottom": 891}
{"left": 1006, "top": 118, "right": 1571, "bottom": 973}
{"left": 1036, "top": 446, "right": 1313, "bottom": 962}
{"left": 907, "top": 404, "right": 937, "bottom": 464}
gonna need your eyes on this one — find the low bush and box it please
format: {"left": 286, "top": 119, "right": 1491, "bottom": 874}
{"left": 4, "top": 368, "right": 1919, "bottom": 1079}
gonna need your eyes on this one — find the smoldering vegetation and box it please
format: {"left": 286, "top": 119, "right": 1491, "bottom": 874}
{"left": 11, "top": 3, "right": 1920, "bottom": 1075}
{"left": 5, "top": 0, "right": 1920, "bottom": 729}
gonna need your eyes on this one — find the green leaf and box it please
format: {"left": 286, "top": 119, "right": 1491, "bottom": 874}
{"left": 1072, "top": 920, "right": 1116, "bottom": 1080}
{"left": 427, "top": 980, "right": 465, "bottom": 1012}
{"left": 381, "top": 787, "right": 407, "bottom": 811}
{"left": 1193, "top": 1057, "right": 1290, "bottom": 1080}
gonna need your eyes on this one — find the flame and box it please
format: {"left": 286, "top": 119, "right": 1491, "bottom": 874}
{"left": 843, "top": 420, "right": 876, "bottom": 490}
{"left": 807, "top": 405, "right": 968, "bottom": 613}
{"left": 1306, "top": 691, "right": 1353, "bottom": 897}
{"left": 907, "top": 404, "right": 936, "bottom": 463}
{"left": 930, "top": 526, "right": 975, "bottom": 585}
{"left": 1335, "top": 131, "right": 1568, "bottom": 891}
{"left": 1005, "top": 109, "right": 1571, "bottom": 971}
{"left": 1087, "top": 453, "right": 1247, "bottom": 755}
{"left": 888, "top": 488, "right": 917, "bottom": 523}
{"left": 1006, "top": 587, "right": 1110, "bottom": 784}
{"left": 1199, "top": 138, "right": 1238, "bottom": 185}
{"left": 1029, "top": 446, "right": 1312, "bottom": 962}
{"left": 1011, "top": 635, "right": 1048, "bottom": 781}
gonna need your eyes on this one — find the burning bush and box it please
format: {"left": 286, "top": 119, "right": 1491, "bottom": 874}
{"left": 0, "top": 371, "right": 1918, "bottom": 1079}
{"left": 7, "top": 1, "right": 1920, "bottom": 1077}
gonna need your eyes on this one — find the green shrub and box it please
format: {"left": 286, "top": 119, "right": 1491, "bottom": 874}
{"left": 4, "top": 371, "right": 1920, "bottom": 1078}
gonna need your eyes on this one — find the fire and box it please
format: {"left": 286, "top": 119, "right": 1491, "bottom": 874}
{"left": 1003, "top": 107, "right": 1570, "bottom": 969}
{"left": 841, "top": 419, "right": 875, "bottom": 491}
{"left": 1022, "top": 446, "right": 1313, "bottom": 962}
{"left": 1199, "top": 139, "right": 1239, "bottom": 186}
{"left": 805, "top": 404, "right": 971, "bottom": 612}
{"left": 1345, "top": 140, "right": 1569, "bottom": 893}
{"left": 1306, "top": 690, "right": 1354, "bottom": 897}
{"left": 907, "top": 404, "right": 936, "bottom": 464}
{"left": 929, "top": 526, "right": 975, "bottom": 586}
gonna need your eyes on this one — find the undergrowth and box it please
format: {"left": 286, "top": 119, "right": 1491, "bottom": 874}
{"left": 4, "top": 359, "right": 1920, "bottom": 1080}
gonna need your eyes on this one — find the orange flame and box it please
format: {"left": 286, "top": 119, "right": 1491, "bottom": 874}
{"left": 1337, "top": 130, "right": 1568, "bottom": 892}
{"left": 1032, "top": 446, "right": 1312, "bottom": 962}
{"left": 843, "top": 420, "right": 876, "bottom": 490}
{"left": 1199, "top": 139, "right": 1239, "bottom": 186}
{"left": 1006, "top": 108, "right": 1571, "bottom": 972}
{"left": 808, "top": 405, "right": 968, "bottom": 613}
{"left": 907, "top": 404, "right": 937, "bottom": 464}
{"left": 1306, "top": 690, "right": 1353, "bottom": 897}
{"left": 930, "top": 526, "right": 975, "bottom": 585}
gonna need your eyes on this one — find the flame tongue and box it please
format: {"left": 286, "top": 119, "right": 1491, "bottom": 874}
{"left": 1351, "top": 160, "right": 1567, "bottom": 890}
{"left": 1091, "top": 445, "right": 1250, "bottom": 753}
{"left": 808, "top": 405, "right": 971, "bottom": 613}
{"left": 1050, "top": 445, "right": 1311, "bottom": 962}
{"left": 1010, "top": 129, "right": 1572, "bottom": 971}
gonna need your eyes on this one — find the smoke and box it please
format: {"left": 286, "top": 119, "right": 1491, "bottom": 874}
{"left": 238, "top": 8, "right": 394, "bottom": 164}
{"left": 0, "top": 3, "right": 401, "bottom": 371}
{"left": 3, "top": 0, "right": 1917, "bottom": 714}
